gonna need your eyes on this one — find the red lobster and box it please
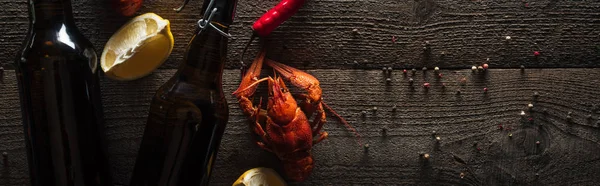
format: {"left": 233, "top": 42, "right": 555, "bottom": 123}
{"left": 233, "top": 49, "right": 361, "bottom": 182}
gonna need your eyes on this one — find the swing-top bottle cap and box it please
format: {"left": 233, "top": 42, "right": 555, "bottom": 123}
{"left": 174, "top": 0, "right": 237, "bottom": 26}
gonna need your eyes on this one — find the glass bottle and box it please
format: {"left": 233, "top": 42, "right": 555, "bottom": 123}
{"left": 128, "top": 0, "right": 237, "bottom": 185}
{"left": 14, "top": 0, "right": 113, "bottom": 186}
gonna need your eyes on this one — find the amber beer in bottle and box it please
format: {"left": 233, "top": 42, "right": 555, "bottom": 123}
{"left": 128, "top": 0, "right": 237, "bottom": 185}
{"left": 14, "top": 0, "right": 113, "bottom": 186}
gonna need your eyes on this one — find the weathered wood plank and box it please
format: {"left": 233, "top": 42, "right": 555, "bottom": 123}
{"left": 1, "top": 68, "right": 600, "bottom": 185}
{"left": 2, "top": 0, "right": 600, "bottom": 70}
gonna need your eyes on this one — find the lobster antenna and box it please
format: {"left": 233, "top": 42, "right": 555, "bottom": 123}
{"left": 232, "top": 77, "right": 270, "bottom": 96}
{"left": 322, "top": 101, "right": 363, "bottom": 146}
{"left": 272, "top": 66, "right": 278, "bottom": 80}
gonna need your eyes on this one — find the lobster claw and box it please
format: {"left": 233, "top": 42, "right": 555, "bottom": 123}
{"left": 233, "top": 49, "right": 267, "bottom": 98}
{"left": 265, "top": 59, "right": 322, "bottom": 103}
{"left": 265, "top": 59, "right": 363, "bottom": 147}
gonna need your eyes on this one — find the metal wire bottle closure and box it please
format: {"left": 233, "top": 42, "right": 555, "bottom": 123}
{"left": 197, "top": 0, "right": 232, "bottom": 39}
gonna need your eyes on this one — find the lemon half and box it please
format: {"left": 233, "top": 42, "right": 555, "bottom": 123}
{"left": 101, "top": 13, "right": 174, "bottom": 80}
{"left": 233, "top": 167, "right": 287, "bottom": 186}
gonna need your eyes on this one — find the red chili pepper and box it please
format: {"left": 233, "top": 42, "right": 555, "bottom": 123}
{"left": 239, "top": 0, "right": 307, "bottom": 78}
{"left": 252, "top": 0, "right": 307, "bottom": 37}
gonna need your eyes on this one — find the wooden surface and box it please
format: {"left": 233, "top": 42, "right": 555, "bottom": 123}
{"left": 1, "top": 1, "right": 600, "bottom": 69}
{"left": 2, "top": 69, "right": 600, "bottom": 185}
{"left": 2, "top": 0, "right": 600, "bottom": 186}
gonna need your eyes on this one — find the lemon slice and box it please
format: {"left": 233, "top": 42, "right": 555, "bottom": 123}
{"left": 101, "top": 13, "right": 174, "bottom": 80}
{"left": 233, "top": 167, "right": 287, "bottom": 186}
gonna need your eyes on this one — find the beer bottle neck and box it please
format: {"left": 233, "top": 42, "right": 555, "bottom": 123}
{"left": 29, "top": 0, "right": 75, "bottom": 28}
{"left": 175, "top": 30, "right": 225, "bottom": 88}
{"left": 175, "top": 0, "right": 237, "bottom": 86}
{"left": 199, "top": 0, "right": 237, "bottom": 27}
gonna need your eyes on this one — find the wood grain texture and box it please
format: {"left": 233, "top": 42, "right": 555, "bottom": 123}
{"left": 2, "top": 68, "right": 600, "bottom": 185}
{"left": 1, "top": 0, "right": 600, "bottom": 70}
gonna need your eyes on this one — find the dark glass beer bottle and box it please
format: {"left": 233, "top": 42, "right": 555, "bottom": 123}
{"left": 14, "top": 0, "right": 113, "bottom": 186}
{"left": 129, "top": 0, "right": 237, "bottom": 185}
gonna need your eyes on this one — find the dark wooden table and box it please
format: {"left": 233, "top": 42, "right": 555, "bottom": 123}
{"left": 1, "top": 0, "right": 600, "bottom": 185}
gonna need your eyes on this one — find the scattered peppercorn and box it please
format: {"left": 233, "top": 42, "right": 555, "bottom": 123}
{"left": 421, "top": 153, "right": 430, "bottom": 160}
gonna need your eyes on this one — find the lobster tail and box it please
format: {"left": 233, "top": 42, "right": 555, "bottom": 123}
{"left": 282, "top": 154, "right": 314, "bottom": 182}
